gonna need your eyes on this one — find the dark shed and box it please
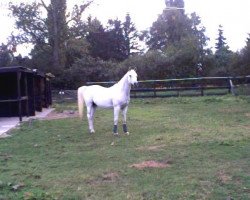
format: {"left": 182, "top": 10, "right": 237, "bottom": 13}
{"left": 0, "top": 66, "right": 52, "bottom": 121}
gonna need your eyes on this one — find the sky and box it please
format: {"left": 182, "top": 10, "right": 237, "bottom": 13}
{"left": 1, "top": 0, "right": 250, "bottom": 56}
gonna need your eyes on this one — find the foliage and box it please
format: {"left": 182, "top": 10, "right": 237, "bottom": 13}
{"left": 57, "top": 55, "right": 117, "bottom": 89}
{"left": 86, "top": 18, "right": 124, "bottom": 61}
{"left": 238, "top": 34, "right": 250, "bottom": 75}
{"left": 86, "top": 14, "right": 141, "bottom": 62}
{"left": 211, "top": 25, "right": 236, "bottom": 76}
{"left": 0, "top": 43, "right": 30, "bottom": 67}
{"left": 123, "top": 13, "right": 142, "bottom": 56}
{"left": 46, "top": 0, "right": 68, "bottom": 69}
{"left": 147, "top": 0, "right": 189, "bottom": 50}
{"left": 144, "top": 0, "right": 210, "bottom": 78}
{"left": 6, "top": 0, "right": 250, "bottom": 89}
{"left": 9, "top": 0, "right": 92, "bottom": 72}
{"left": 215, "top": 25, "right": 228, "bottom": 51}
{"left": 0, "top": 44, "right": 14, "bottom": 67}
{"left": 120, "top": 50, "right": 169, "bottom": 80}
{"left": 0, "top": 97, "right": 249, "bottom": 199}
{"left": 9, "top": 2, "right": 48, "bottom": 45}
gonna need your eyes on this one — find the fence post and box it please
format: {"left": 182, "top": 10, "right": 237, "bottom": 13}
{"left": 200, "top": 78, "right": 204, "bottom": 96}
{"left": 134, "top": 89, "right": 137, "bottom": 98}
{"left": 176, "top": 80, "right": 180, "bottom": 97}
{"left": 229, "top": 78, "right": 235, "bottom": 95}
{"left": 154, "top": 81, "right": 156, "bottom": 97}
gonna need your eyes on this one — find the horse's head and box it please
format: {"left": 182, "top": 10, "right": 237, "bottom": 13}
{"left": 127, "top": 69, "right": 138, "bottom": 86}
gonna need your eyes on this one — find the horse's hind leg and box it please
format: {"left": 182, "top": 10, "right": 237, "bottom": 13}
{"left": 90, "top": 105, "right": 96, "bottom": 130}
{"left": 87, "top": 104, "right": 95, "bottom": 134}
{"left": 113, "top": 106, "right": 120, "bottom": 136}
{"left": 122, "top": 106, "right": 129, "bottom": 135}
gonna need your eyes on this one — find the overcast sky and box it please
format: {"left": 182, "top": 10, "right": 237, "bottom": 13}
{"left": 1, "top": 0, "right": 250, "bottom": 56}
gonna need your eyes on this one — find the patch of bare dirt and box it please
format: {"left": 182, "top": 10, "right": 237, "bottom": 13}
{"left": 246, "top": 113, "right": 250, "bottom": 117}
{"left": 86, "top": 172, "right": 119, "bottom": 186}
{"left": 217, "top": 170, "right": 232, "bottom": 184}
{"left": 45, "top": 110, "right": 78, "bottom": 120}
{"left": 129, "top": 160, "right": 170, "bottom": 169}
{"left": 136, "top": 144, "right": 166, "bottom": 151}
{"left": 218, "top": 108, "right": 244, "bottom": 114}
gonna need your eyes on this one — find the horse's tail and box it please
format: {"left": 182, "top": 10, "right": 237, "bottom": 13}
{"left": 77, "top": 86, "right": 85, "bottom": 120}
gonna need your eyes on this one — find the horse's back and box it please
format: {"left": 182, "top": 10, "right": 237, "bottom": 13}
{"left": 81, "top": 85, "right": 114, "bottom": 108}
{"left": 85, "top": 85, "right": 111, "bottom": 95}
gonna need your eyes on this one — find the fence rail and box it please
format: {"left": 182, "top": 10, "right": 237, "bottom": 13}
{"left": 86, "top": 76, "right": 250, "bottom": 98}
{"left": 52, "top": 76, "right": 250, "bottom": 101}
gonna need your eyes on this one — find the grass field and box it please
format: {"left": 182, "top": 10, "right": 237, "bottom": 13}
{"left": 0, "top": 96, "right": 250, "bottom": 199}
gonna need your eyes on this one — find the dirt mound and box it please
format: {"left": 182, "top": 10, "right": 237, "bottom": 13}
{"left": 217, "top": 170, "right": 232, "bottom": 184}
{"left": 136, "top": 144, "right": 165, "bottom": 151}
{"left": 130, "top": 160, "right": 170, "bottom": 169}
{"left": 86, "top": 172, "right": 119, "bottom": 186}
{"left": 45, "top": 110, "right": 78, "bottom": 120}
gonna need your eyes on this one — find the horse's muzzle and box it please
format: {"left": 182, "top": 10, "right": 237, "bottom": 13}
{"left": 132, "top": 82, "right": 139, "bottom": 87}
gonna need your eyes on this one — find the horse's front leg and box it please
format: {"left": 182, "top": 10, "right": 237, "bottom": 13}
{"left": 122, "top": 106, "right": 129, "bottom": 135}
{"left": 87, "top": 105, "right": 95, "bottom": 134}
{"left": 113, "top": 106, "right": 120, "bottom": 136}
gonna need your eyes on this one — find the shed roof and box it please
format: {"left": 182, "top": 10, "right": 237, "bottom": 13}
{"left": 0, "top": 66, "right": 45, "bottom": 77}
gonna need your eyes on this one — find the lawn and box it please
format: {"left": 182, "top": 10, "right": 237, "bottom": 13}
{"left": 0, "top": 96, "right": 250, "bottom": 200}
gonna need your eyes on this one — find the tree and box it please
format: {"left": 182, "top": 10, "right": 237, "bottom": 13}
{"left": 86, "top": 16, "right": 141, "bottom": 62}
{"left": 215, "top": 25, "right": 228, "bottom": 51}
{"left": 238, "top": 34, "right": 250, "bottom": 75}
{"left": 9, "top": 0, "right": 92, "bottom": 72}
{"left": 123, "top": 13, "right": 141, "bottom": 56}
{"left": 86, "top": 17, "right": 112, "bottom": 60}
{"left": 212, "top": 25, "right": 233, "bottom": 76}
{"left": 146, "top": 0, "right": 189, "bottom": 50}
{"left": 0, "top": 44, "right": 14, "bottom": 67}
{"left": 145, "top": 0, "right": 209, "bottom": 78}
{"left": 9, "top": 2, "right": 48, "bottom": 45}
{"left": 106, "top": 18, "right": 128, "bottom": 61}
{"left": 46, "top": 0, "right": 68, "bottom": 69}
{"left": 165, "top": 0, "right": 184, "bottom": 9}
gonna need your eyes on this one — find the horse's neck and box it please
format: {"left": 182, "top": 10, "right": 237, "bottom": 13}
{"left": 115, "top": 74, "right": 131, "bottom": 95}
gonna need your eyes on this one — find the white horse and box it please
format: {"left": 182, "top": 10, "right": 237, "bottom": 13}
{"left": 77, "top": 69, "right": 138, "bottom": 135}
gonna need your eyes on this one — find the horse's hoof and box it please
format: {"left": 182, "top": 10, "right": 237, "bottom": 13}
{"left": 124, "top": 132, "right": 129, "bottom": 135}
{"left": 89, "top": 130, "right": 95, "bottom": 134}
{"left": 113, "top": 132, "right": 119, "bottom": 136}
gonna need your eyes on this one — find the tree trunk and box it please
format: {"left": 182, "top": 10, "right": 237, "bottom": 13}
{"left": 52, "top": 7, "right": 60, "bottom": 69}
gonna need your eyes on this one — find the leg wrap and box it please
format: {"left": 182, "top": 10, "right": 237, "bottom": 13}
{"left": 113, "top": 125, "right": 118, "bottom": 134}
{"left": 123, "top": 124, "right": 128, "bottom": 133}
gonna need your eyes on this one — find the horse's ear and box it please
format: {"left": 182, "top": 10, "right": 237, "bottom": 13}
{"left": 128, "top": 66, "right": 137, "bottom": 71}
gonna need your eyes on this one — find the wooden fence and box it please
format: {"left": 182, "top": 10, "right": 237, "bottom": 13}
{"left": 52, "top": 76, "right": 250, "bottom": 102}
{"left": 87, "top": 76, "right": 250, "bottom": 98}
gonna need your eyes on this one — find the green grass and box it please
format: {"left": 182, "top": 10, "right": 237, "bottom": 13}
{"left": 0, "top": 96, "right": 250, "bottom": 199}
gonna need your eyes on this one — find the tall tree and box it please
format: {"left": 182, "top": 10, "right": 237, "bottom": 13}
{"left": 239, "top": 34, "right": 250, "bottom": 75}
{"left": 145, "top": 0, "right": 209, "bottom": 77}
{"left": 165, "top": 0, "right": 184, "bottom": 9}
{"left": 123, "top": 13, "right": 141, "bottom": 57}
{"left": 46, "top": 0, "right": 68, "bottom": 69}
{"left": 86, "top": 15, "right": 141, "bottom": 61}
{"left": 215, "top": 25, "right": 228, "bottom": 52}
{"left": 0, "top": 44, "right": 14, "bottom": 67}
{"left": 213, "top": 25, "right": 233, "bottom": 75}
{"left": 147, "top": 0, "right": 189, "bottom": 50}
{"left": 86, "top": 17, "right": 113, "bottom": 60}
{"left": 9, "top": 0, "right": 92, "bottom": 72}
{"left": 107, "top": 19, "right": 127, "bottom": 61}
{"left": 9, "top": 2, "right": 48, "bottom": 45}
